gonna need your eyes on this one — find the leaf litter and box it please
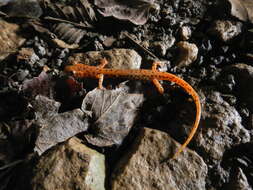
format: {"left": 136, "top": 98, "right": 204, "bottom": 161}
{"left": 32, "top": 82, "right": 144, "bottom": 155}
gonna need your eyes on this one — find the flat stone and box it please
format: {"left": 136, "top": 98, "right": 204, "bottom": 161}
{"left": 68, "top": 48, "right": 142, "bottom": 69}
{"left": 111, "top": 128, "right": 207, "bottom": 190}
{"left": 31, "top": 137, "right": 105, "bottom": 190}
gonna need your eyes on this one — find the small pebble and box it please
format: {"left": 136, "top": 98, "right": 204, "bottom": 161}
{"left": 179, "top": 26, "right": 192, "bottom": 40}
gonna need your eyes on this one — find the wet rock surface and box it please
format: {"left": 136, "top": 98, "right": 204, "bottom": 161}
{"left": 111, "top": 128, "right": 207, "bottom": 190}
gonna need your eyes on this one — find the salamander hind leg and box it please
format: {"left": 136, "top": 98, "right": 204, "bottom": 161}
{"left": 98, "top": 58, "right": 108, "bottom": 68}
{"left": 152, "top": 62, "right": 163, "bottom": 71}
{"left": 152, "top": 79, "right": 164, "bottom": 94}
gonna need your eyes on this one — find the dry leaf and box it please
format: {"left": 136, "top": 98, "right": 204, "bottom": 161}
{"left": 29, "top": 21, "right": 82, "bottom": 49}
{"left": 0, "top": 20, "right": 26, "bottom": 61}
{"left": 82, "top": 86, "right": 144, "bottom": 147}
{"left": 94, "top": 0, "right": 159, "bottom": 25}
{"left": 42, "top": 0, "right": 95, "bottom": 27}
{"left": 52, "top": 23, "right": 85, "bottom": 44}
{"left": 1, "top": 0, "right": 42, "bottom": 18}
{"left": 33, "top": 95, "right": 89, "bottom": 155}
{"left": 227, "top": 0, "right": 253, "bottom": 23}
{"left": 22, "top": 71, "right": 53, "bottom": 98}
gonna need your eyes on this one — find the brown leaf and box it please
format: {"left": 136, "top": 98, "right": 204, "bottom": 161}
{"left": 82, "top": 85, "right": 144, "bottom": 147}
{"left": 94, "top": 0, "right": 159, "bottom": 25}
{"left": 227, "top": 0, "right": 253, "bottom": 23}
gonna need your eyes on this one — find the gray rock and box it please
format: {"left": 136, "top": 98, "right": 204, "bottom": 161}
{"left": 6, "top": 0, "right": 42, "bottom": 18}
{"left": 208, "top": 20, "right": 242, "bottom": 42}
{"left": 226, "top": 168, "right": 252, "bottom": 190}
{"left": 68, "top": 48, "right": 142, "bottom": 70}
{"left": 31, "top": 137, "right": 105, "bottom": 190}
{"left": 221, "top": 64, "right": 253, "bottom": 112}
{"left": 195, "top": 91, "right": 250, "bottom": 163}
{"left": 111, "top": 128, "right": 207, "bottom": 190}
{"left": 153, "top": 41, "right": 168, "bottom": 57}
{"left": 152, "top": 36, "right": 175, "bottom": 56}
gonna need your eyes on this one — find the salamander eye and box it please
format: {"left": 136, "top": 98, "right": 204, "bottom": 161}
{"left": 64, "top": 66, "right": 75, "bottom": 75}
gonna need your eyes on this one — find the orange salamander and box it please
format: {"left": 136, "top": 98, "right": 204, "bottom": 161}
{"left": 65, "top": 58, "right": 201, "bottom": 159}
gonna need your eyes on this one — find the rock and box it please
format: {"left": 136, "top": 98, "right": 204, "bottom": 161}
{"left": 152, "top": 41, "right": 168, "bottom": 57}
{"left": 102, "top": 36, "right": 116, "bottom": 47}
{"left": 31, "top": 137, "right": 106, "bottom": 190}
{"left": 5, "top": 0, "right": 42, "bottom": 18}
{"left": 195, "top": 91, "right": 250, "bottom": 163}
{"left": 68, "top": 49, "right": 142, "bottom": 69}
{"left": 208, "top": 20, "right": 242, "bottom": 42}
{"left": 221, "top": 64, "right": 253, "bottom": 112}
{"left": 152, "top": 36, "right": 175, "bottom": 57}
{"left": 226, "top": 0, "right": 253, "bottom": 24}
{"left": 0, "top": 19, "right": 26, "bottom": 61}
{"left": 176, "top": 41, "right": 198, "bottom": 67}
{"left": 111, "top": 128, "right": 207, "bottom": 190}
{"left": 16, "top": 69, "right": 29, "bottom": 81}
{"left": 179, "top": 26, "right": 192, "bottom": 40}
{"left": 17, "top": 48, "right": 40, "bottom": 65}
{"left": 226, "top": 168, "right": 252, "bottom": 190}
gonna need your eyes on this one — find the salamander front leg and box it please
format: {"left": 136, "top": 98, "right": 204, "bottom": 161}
{"left": 97, "top": 74, "right": 104, "bottom": 89}
{"left": 152, "top": 62, "right": 164, "bottom": 94}
{"left": 96, "top": 58, "right": 108, "bottom": 89}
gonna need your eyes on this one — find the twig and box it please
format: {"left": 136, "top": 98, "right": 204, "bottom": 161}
{"left": 44, "top": 16, "right": 93, "bottom": 29}
{"left": 0, "top": 11, "right": 7, "bottom": 17}
{"left": 0, "top": 160, "right": 24, "bottom": 170}
{"left": 123, "top": 32, "right": 159, "bottom": 60}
